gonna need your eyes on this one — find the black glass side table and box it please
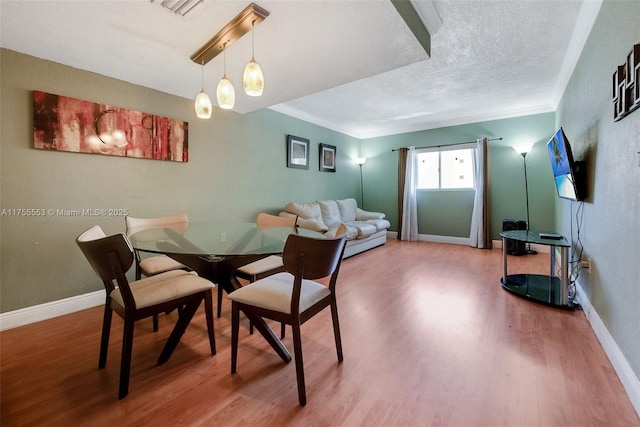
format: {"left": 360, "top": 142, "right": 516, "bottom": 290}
{"left": 500, "top": 230, "right": 576, "bottom": 309}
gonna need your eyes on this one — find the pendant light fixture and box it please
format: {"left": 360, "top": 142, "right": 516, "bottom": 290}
{"left": 194, "top": 60, "right": 212, "bottom": 119}
{"left": 243, "top": 20, "right": 264, "bottom": 96}
{"left": 216, "top": 42, "right": 235, "bottom": 110}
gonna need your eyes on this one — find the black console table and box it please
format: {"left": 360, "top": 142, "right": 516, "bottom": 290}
{"left": 500, "top": 230, "right": 576, "bottom": 309}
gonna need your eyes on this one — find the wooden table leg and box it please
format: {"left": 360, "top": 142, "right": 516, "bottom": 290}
{"left": 157, "top": 297, "right": 202, "bottom": 365}
{"left": 162, "top": 251, "right": 292, "bottom": 363}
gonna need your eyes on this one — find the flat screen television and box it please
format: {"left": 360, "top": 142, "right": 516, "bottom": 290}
{"left": 546, "top": 127, "right": 586, "bottom": 201}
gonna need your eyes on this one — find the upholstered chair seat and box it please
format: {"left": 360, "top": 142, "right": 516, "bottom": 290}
{"left": 109, "top": 270, "right": 211, "bottom": 310}
{"left": 227, "top": 272, "right": 331, "bottom": 314}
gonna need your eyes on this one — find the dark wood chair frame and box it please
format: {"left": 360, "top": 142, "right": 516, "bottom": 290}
{"left": 125, "top": 213, "right": 192, "bottom": 332}
{"left": 76, "top": 228, "right": 216, "bottom": 399}
{"left": 230, "top": 233, "right": 347, "bottom": 406}
{"left": 231, "top": 213, "right": 298, "bottom": 338}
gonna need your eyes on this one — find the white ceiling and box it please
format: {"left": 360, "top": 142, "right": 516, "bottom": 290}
{"left": 0, "top": 0, "right": 601, "bottom": 139}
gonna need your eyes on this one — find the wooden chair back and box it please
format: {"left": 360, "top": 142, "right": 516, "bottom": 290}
{"left": 76, "top": 226, "right": 136, "bottom": 308}
{"left": 256, "top": 212, "right": 297, "bottom": 230}
{"left": 282, "top": 233, "right": 346, "bottom": 281}
{"left": 125, "top": 212, "right": 188, "bottom": 236}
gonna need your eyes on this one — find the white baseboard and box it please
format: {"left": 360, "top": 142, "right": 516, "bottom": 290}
{"left": 419, "top": 234, "right": 470, "bottom": 245}
{"left": 575, "top": 280, "right": 640, "bottom": 418}
{"left": 0, "top": 290, "right": 105, "bottom": 332}
{"left": 387, "top": 231, "right": 470, "bottom": 246}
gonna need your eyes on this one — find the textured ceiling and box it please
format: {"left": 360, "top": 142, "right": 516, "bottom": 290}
{"left": 0, "top": 0, "right": 600, "bottom": 139}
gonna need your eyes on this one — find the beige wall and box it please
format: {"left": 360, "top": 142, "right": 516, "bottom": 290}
{"left": 0, "top": 49, "right": 361, "bottom": 312}
{"left": 555, "top": 0, "right": 640, "bottom": 389}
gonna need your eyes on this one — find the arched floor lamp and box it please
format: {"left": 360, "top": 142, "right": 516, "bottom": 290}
{"left": 355, "top": 157, "right": 367, "bottom": 208}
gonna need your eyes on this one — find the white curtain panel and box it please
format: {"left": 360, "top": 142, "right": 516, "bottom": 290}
{"left": 401, "top": 146, "right": 419, "bottom": 241}
{"left": 469, "top": 138, "right": 490, "bottom": 248}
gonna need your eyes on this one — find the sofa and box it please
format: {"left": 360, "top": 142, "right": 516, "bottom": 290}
{"left": 279, "top": 198, "right": 391, "bottom": 258}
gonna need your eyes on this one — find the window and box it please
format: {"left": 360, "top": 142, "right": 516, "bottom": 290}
{"left": 416, "top": 147, "right": 475, "bottom": 190}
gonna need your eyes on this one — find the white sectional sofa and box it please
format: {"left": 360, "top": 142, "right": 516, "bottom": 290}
{"left": 280, "top": 198, "right": 391, "bottom": 258}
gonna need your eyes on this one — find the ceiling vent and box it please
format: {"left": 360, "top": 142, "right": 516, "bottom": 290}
{"left": 150, "top": 0, "right": 204, "bottom": 17}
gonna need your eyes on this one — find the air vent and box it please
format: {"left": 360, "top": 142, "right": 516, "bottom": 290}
{"left": 150, "top": 0, "right": 204, "bottom": 17}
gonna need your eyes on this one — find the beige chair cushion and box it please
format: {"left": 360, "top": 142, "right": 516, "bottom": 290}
{"left": 236, "top": 255, "right": 283, "bottom": 276}
{"left": 228, "top": 272, "right": 331, "bottom": 314}
{"left": 139, "top": 255, "right": 187, "bottom": 276}
{"left": 110, "top": 270, "right": 213, "bottom": 310}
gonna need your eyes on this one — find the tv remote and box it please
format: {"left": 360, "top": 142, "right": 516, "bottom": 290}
{"left": 539, "top": 232, "right": 563, "bottom": 240}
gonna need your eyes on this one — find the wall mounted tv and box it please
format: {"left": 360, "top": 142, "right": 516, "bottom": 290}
{"left": 546, "top": 127, "right": 586, "bottom": 201}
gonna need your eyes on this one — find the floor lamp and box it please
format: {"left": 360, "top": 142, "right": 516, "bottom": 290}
{"left": 355, "top": 157, "right": 367, "bottom": 208}
{"left": 513, "top": 144, "right": 537, "bottom": 255}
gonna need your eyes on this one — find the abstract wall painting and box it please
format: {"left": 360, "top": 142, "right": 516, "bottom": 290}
{"left": 33, "top": 90, "right": 189, "bottom": 162}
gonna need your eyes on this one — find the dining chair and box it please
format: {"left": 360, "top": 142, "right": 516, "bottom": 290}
{"left": 125, "top": 213, "right": 192, "bottom": 331}
{"left": 228, "top": 227, "right": 347, "bottom": 406}
{"left": 76, "top": 225, "right": 216, "bottom": 399}
{"left": 231, "top": 213, "right": 297, "bottom": 337}
{"left": 125, "top": 213, "right": 190, "bottom": 280}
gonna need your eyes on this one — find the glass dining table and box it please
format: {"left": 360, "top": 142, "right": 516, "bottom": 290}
{"left": 128, "top": 221, "right": 323, "bottom": 363}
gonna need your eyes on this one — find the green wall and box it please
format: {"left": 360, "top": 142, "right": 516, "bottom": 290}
{"left": 0, "top": 49, "right": 560, "bottom": 312}
{"left": 0, "top": 49, "right": 361, "bottom": 312}
{"left": 554, "top": 0, "right": 640, "bottom": 385}
{"left": 361, "top": 113, "right": 557, "bottom": 239}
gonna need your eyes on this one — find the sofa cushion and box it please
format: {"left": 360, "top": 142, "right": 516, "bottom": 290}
{"left": 344, "top": 221, "right": 377, "bottom": 239}
{"left": 366, "top": 218, "right": 391, "bottom": 232}
{"left": 317, "top": 200, "right": 342, "bottom": 229}
{"left": 336, "top": 198, "right": 357, "bottom": 222}
{"left": 355, "top": 208, "right": 386, "bottom": 220}
{"left": 284, "top": 201, "right": 328, "bottom": 232}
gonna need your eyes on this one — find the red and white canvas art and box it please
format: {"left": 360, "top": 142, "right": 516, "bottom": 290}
{"left": 33, "top": 90, "right": 189, "bottom": 162}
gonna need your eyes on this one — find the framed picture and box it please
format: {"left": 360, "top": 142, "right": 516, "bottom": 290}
{"left": 319, "top": 143, "right": 336, "bottom": 172}
{"left": 33, "top": 90, "right": 188, "bottom": 162}
{"left": 286, "top": 135, "right": 310, "bottom": 169}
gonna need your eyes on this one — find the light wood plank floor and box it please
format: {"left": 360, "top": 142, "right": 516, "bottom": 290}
{"left": 2, "top": 240, "right": 638, "bottom": 426}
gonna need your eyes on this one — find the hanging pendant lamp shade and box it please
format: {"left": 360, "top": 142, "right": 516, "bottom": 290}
{"left": 217, "top": 75, "right": 235, "bottom": 109}
{"left": 194, "top": 61, "right": 212, "bottom": 119}
{"left": 243, "top": 21, "right": 264, "bottom": 96}
{"left": 217, "top": 44, "right": 235, "bottom": 109}
{"left": 243, "top": 59, "right": 264, "bottom": 96}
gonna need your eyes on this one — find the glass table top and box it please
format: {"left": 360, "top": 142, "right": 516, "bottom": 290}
{"left": 128, "top": 221, "right": 324, "bottom": 257}
{"left": 500, "top": 229, "right": 570, "bottom": 247}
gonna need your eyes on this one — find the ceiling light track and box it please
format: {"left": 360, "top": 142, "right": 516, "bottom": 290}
{"left": 190, "top": 3, "right": 270, "bottom": 66}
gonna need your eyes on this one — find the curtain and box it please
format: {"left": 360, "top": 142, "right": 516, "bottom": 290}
{"left": 397, "top": 148, "right": 407, "bottom": 239}
{"left": 469, "top": 137, "right": 492, "bottom": 248}
{"left": 400, "top": 146, "right": 418, "bottom": 241}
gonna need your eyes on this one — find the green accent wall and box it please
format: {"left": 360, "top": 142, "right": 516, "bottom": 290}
{"left": 360, "top": 113, "right": 557, "bottom": 239}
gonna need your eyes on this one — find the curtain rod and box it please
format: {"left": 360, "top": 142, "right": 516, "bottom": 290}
{"left": 391, "top": 137, "right": 503, "bottom": 152}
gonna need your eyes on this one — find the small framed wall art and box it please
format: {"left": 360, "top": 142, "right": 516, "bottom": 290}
{"left": 286, "top": 134, "right": 310, "bottom": 169}
{"left": 319, "top": 143, "right": 336, "bottom": 172}
{"left": 612, "top": 43, "right": 640, "bottom": 121}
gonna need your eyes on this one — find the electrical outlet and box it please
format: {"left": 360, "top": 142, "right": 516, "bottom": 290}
{"left": 579, "top": 258, "right": 591, "bottom": 270}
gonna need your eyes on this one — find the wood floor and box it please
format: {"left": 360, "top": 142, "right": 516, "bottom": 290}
{"left": 2, "top": 240, "right": 638, "bottom": 426}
